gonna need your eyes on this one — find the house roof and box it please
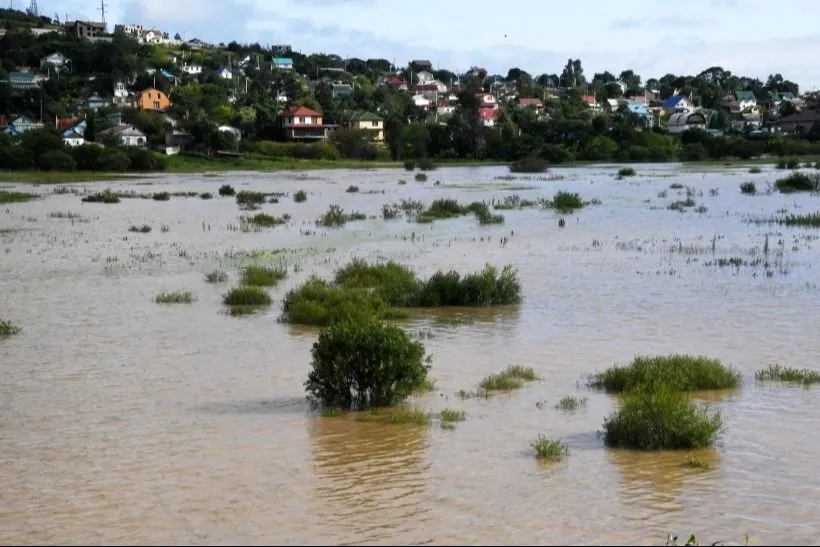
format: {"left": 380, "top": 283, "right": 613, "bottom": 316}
{"left": 414, "top": 84, "right": 438, "bottom": 91}
{"left": 479, "top": 108, "right": 497, "bottom": 120}
{"left": 280, "top": 106, "right": 321, "bottom": 117}
{"left": 518, "top": 98, "right": 543, "bottom": 106}
{"left": 411, "top": 59, "right": 432, "bottom": 66}
{"left": 62, "top": 129, "right": 84, "bottom": 139}
{"left": 736, "top": 90, "right": 756, "bottom": 101}
{"left": 623, "top": 103, "right": 652, "bottom": 116}
{"left": 350, "top": 111, "right": 383, "bottom": 122}
{"left": 778, "top": 109, "right": 820, "bottom": 124}
{"left": 272, "top": 57, "right": 294, "bottom": 64}
{"left": 772, "top": 91, "right": 796, "bottom": 100}
{"left": 581, "top": 95, "right": 596, "bottom": 104}
{"left": 661, "top": 95, "right": 686, "bottom": 107}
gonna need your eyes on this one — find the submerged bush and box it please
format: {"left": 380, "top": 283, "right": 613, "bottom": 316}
{"left": 510, "top": 155, "right": 548, "bottom": 173}
{"left": 755, "top": 364, "right": 820, "bottom": 384}
{"left": 155, "top": 290, "right": 195, "bottom": 304}
{"left": 223, "top": 286, "right": 272, "bottom": 307}
{"left": 293, "top": 190, "right": 308, "bottom": 203}
{"left": 0, "top": 319, "right": 21, "bottom": 335}
{"left": 334, "top": 259, "right": 419, "bottom": 307}
{"left": 204, "top": 270, "right": 228, "bottom": 283}
{"left": 355, "top": 405, "right": 432, "bottom": 425}
{"left": 318, "top": 204, "right": 366, "bottom": 227}
{"left": 740, "top": 181, "right": 757, "bottom": 195}
{"left": 479, "top": 364, "right": 537, "bottom": 391}
{"left": 588, "top": 354, "right": 741, "bottom": 393}
{"left": 616, "top": 167, "right": 636, "bottom": 178}
{"left": 551, "top": 191, "right": 584, "bottom": 213}
{"left": 241, "top": 265, "right": 287, "bottom": 287}
{"left": 81, "top": 190, "right": 120, "bottom": 204}
{"left": 531, "top": 435, "right": 568, "bottom": 460}
{"left": 200, "top": 192, "right": 213, "bottom": 200}
{"left": 775, "top": 172, "right": 820, "bottom": 193}
{"left": 218, "top": 184, "right": 236, "bottom": 196}
{"left": 304, "top": 320, "right": 429, "bottom": 410}
{"left": 244, "top": 212, "right": 288, "bottom": 227}
{"left": 415, "top": 264, "right": 521, "bottom": 307}
{"left": 152, "top": 192, "right": 170, "bottom": 201}
{"left": 602, "top": 384, "right": 723, "bottom": 450}
{"left": 417, "top": 157, "right": 436, "bottom": 171}
{"left": 403, "top": 159, "right": 416, "bottom": 171}
{"left": 281, "top": 277, "right": 398, "bottom": 327}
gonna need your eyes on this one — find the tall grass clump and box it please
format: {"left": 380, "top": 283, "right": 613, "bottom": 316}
{"left": 479, "top": 365, "right": 537, "bottom": 391}
{"left": 294, "top": 190, "right": 308, "bottom": 202}
{"left": 223, "top": 286, "right": 273, "bottom": 307}
{"left": 241, "top": 265, "right": 287, "bottom": 287}
{"left": 155, "top": 290, "right": 196, "bottom": 304}
{"left": 555, "top": 395, "right": 588, "bottom": 411}
{"left": 616, "top": 167, "right": 636, "bottom": 178}
{"left": 334, "top": 259, "right": 420, "bottom": 307}
{"left": 588, "top": 354, "right": 741, "bottom": 393}
{"left": 550, "top": 191, "right": 584, "bottom": 213}
{"left": 199, "top": 192, "right": 213, "bottom": 200}
{"left": 531, "top": 435, "right": 568, "bottom": 460}
{"left": 739, "top": 181, "right": 757, "bottom": 195}
{"left": 152, "top": 192, "right": 170, "bottom": 201}
{"left": 356, "top": 406, "right": 432, "bottom": 425}
{"left": 755, "top": 364, "right": 820, "bottom": 385}
{"left": 415, "top": 172, "right": 428, "bottom": 182}
{"left": 0, "top": 319, "right": 21, "bottom": 335}
{"left": 509, "top": 155, "right": 548, "bottom": 173}
{"left": 218, "top": 184, "right": 236, "bottom": 196}
{"left": 281, "top": 277, "right": 399, "bottom": 327}
{"left": 204, "top": 270, "right": 228, "bottom": 283}
{"left": 780, "top": 212, "right": 820, "bottom": 227}
{"left": 128, "top": 224, "right": 152, "bottom": 233}
{"left": 346, "top": 185, "right": 360, "bottom": 193}
{"left": 775, "top": 172, "right": 820, "bottom": 193}
{"left": 236, "top": 190, "right": 267, "bottom": 206}
{"left": 602, "top": 384, "right": 723, "bottom": 450}
{"left": 0, "top": 190, "right": 38, "bottom": 203}
{"left": 318, "top": 205, "right": 366, "bottom": 227}
{"left": 245, "top": 212, "right": 288, "bottom": 227}
{"left": 415, "top": 264, "right": 521, "bottom": 307}
{"left": 81, "top": 190, "right": 120, "bottom": 204}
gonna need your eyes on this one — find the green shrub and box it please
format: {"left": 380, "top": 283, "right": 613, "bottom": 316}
{"left": 403, "top": 159, "right": 416, "bottom": 171}
{"left": 281, "top": 277, "right": 397, "bottom": 326}
{"left": 219, "top": 184, "right": 236, "bottom": 196}
{"left": 740, "top": 181, "right": 757, "bottom": 195}
{"left": 346, "top": 185, "right": 360, "bottom": 193}
{"left": 81, "top": 190, "right": 120, "bottom": 204}
{"left": 509, "top": 155, "right": 548, "bottom": 173}
{"left": 755, "top": 364, "right": 820, "bottom": 384}
{"left": 294, "top": 190, "right": 308, "bottom": 203}
{"left": 588, "top": 354, "right": 741, "bottom": 393}
{"left": 780, "top": 213, "right": 820, "bottom": 227}
{"left": 616, "top": 167, "right": 636, "bottom": 178}
{"left": 602, "top": 384, "right": 723, "bottom": 450}
{"left": 200, "top": 192, "right": 213, "bottom": 199}
{"left": 304, "top": 320, "right": 430, "bottom": 409}
{"left": 531, "top": 435, "right": 568, "bottom": 460}
{"left": 38, "top": 150, "right": 77, "bottom": 171}
{"left": 551, "top": 191, "right": 584, "bottom": 212}
{"left": 555, "top": 395, "right": 588, "bottom": 411}
{"left": 223, "top": 286, "right": 273, "bottom": 307}
{"left": 152, "top": 192, "right": 170, "bottom": 201}
{"left": 479, "top": 364, "right": 537, "bottom": 391}
{"left": 241, "top": 265, "right": 287, "bottom": 287}
{"left": 415, "top": 172, "right": 428, "bottom": 182}
{"left": 155, "top": 290, "right": 195, "bottom": 304}
{"left": 414, "top": 264, "right": 521, "bottom": 307}
{"left": 749, "top": 166, "right": 762, "bottom": 174}
{"left": 334, "top": 259, "right": 419, "bottom": 307}
{"left": 417, "top": 157, "right": 436, "bottom": 171}
{"left": 244, "top": 212, "right": 287, "bottom": 227}
{"left": 318, "top": 205, "right": 366, "bottom": 227}
{"left": 775, "top": 172, "right": 820, "bottom": 193}
{"left": 0, "top": 319, "right": 21, "bottom": 335}
{"left": 236, "top": 190, "right": 267, "bottom": 205}
{"left": 128, "top": 224, "right": 151, "bottom": 233}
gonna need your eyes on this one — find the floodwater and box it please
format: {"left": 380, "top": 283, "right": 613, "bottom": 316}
{"left": 2, "top": 163, "right": 820, "bottom": 546}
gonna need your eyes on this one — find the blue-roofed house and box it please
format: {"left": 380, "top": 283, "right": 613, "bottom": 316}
{"left": 160, "top": 68, "right": 175, "bottom": 79}
{"left": 618, "top": 102, "right": 654, "bottom": 128}
{"left": 272, "top": 57, "right": 294, "bottom": 71}
{"left": 85, "top": 93, "right": 109, "bottom": 110}
{"left": 62, "top": 129, "right": 85, "bottom": 147}
{"left": 661, "top": 94, "right": 695, "bottom": 115}
{"left": 8, "top": 71, "right": 39, "bottom": 90}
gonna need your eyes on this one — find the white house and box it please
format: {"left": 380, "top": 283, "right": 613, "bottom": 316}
{"left": 40, "top": 52, "right": 68, "bottom": 69}
{"left": 436, "top": 101, "right": 455, "bottom": 117}
{"left": 96, "top": 124, "right": 147, "bottom": 146}
{"left": 113, "top": 81, "right": 129, "bottom": 104}
{"left": 218, "top": 125, "right": 241, "bottom": 142}
{"left": 416, "top": 70, "right": 434, "bottom": 83}
{"left": 217, "top": 67, "right": 232, "bottom": 80}
{"left": 142, "top": 29, "right": 165, "bottom": 44}
{"left": 667, "top": 112, "right": 708, "bottom": 134}
{"left": 62, "top": 129, "right": 85, "bottom": 147}
{"left": 181, "top": 63, "right": 203, "bottom": 75}
{"left": 661, "top": 94, "right": 695, "bottom": 114}
{"left": 729, "top": 91, "right": 759, "bottom": 114}
{"left": 411, "top": 94, "right": 431, "bottom": 108}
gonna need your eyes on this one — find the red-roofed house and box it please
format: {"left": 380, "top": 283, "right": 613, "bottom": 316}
{"left": 476, "top": 93, "right": 498, "bottom": 110}
{"left": 479, "top": 108, "right": 498, "bottom": 127}
{"left": 383, "top": 76, "right": 408, "bottom": 91}
{"left": 582, "top": 94, "right": 602, "bottom": 113}
{"left": 278, "top": 106, "right": 327, "bottom": 141}
{"left": 518, "top": 98, "right": 543, "bottom": 111}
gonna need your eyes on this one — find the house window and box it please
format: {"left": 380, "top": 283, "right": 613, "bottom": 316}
{"left": 153, "top": 100, "right": 160, "bottom": 110}
{"left": 372, "top": 121, "right": 378, "bottom": 127}
{"left": 298, "top": 117, "right": 304, "bottom": 124}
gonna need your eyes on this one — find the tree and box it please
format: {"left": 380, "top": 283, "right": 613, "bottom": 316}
{"left": 304, "top": 320, "right": 430, "bottom": 410}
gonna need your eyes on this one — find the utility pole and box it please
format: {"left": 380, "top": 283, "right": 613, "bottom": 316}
{"left": 98, "top": 0, "right": 108, "bottom": 23}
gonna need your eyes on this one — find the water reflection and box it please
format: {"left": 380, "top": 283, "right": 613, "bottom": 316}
{"left": 307, "top": 415, "right": 431, "bottom": 545}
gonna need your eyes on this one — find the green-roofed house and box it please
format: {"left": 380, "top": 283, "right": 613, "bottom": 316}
{"left": 331, "top": 83, "right": 353, "bottom": 100}
{"left": 272, "top": 57, "right": 293, "bottom": 71}
{"left": 730, "top": 90, "right": 759, "bottom": 114}
{"left": 346, "top": 111, "right": 384, "bottom": 141}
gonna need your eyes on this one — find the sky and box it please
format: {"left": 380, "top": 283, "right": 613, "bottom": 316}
{"left": 50, "top": 0, "right": 820, "bottom": 90}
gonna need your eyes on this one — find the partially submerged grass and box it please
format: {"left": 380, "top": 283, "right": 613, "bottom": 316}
{"left": 205, "top": 270, "right": 228, "bottom": 283}
{"left": 479, "top": 364, "right": 537, "bottom": 391}
{"left": 755, "top": 364, "right": 820, "bottom": 384}
{"left": 241, "top": 265, "right": 287, "bottom": 287}
{"left": 550, "top": 191, "right": 584, "bottom": 213}
{"left": 128, "top": 224, "right": 152, "bottom": 233}
{"left": 531, "top": 434, "right": 568, "bottom": 461}
{"left": 588, "top": 354, "right": 742, "bottom": 393}
{"left": 200, "top": 192, "right": 213, "bottom": 199}
{"left": 152, "top": 191, "right": 170, "bottom": 201}
{"left": 412, "top": 376, "right": 437, "bottom": 395}
{"left": 293, "top": 189, "right": 308, "bottom": 203}
{"left": 355, "top": 405, "right": 432, "bottom": 425}
{"left": 416, "top": 198, "right": 504, "bottom": 225}
{"left": 244, "top": 212, "right": 288, "bottom": 227}
{"left": 780, "top": 212, "right": 820, "bottom": 227}
{"left": 749, "top": 166, "right": 762, "bottom": 173}
{"left": 346, "top": 185, "right": 360, "bottom": 193}
{"left": 0, "top": 319, "right": 22, "bottom": 335}
{"left": 318, "top": 204, "right": 366, "bottom": 227}
{"left": 775, "top": 172, "right": 820, "bottom": 193}
{"left": 616, "top": 167, "right": 636, "bottom": 179}
{"left": 223, "top": 286, "right": 273, "bottom": 307}
{"left": 155, "top": 290, "right": 196, "bottom": 304}
{"left": 236, "top": 190, "right": 267, "bottom": 206}
{"left": 740, "top": 181, "right": 757, "bottom": 195}
{"left": 682, "top": 457, "right": 711, "bottom": 469}
{"left": 555, "top": 395, "right": 588, "bottom": 411}
{"left": 0, "top": 190, "right": 38, "bottom": 203}
{"left": 603, "top": 384, "right": 723, "bottom": 450}
{"left": 81, "top": 190, "right": 120, "bottom": 204}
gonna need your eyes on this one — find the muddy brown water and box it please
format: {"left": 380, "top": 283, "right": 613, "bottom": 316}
{"left": 2, "top": 164, "right": 820, "bottom": 545}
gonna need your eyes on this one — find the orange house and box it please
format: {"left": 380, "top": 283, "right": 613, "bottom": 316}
{"left": 133, "top": 88, "right": 171, "bottom": 112}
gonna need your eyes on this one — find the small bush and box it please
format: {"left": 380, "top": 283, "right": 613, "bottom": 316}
{"left": 205, "top": 270, "right": 228, "bottom": 283}
{"left": 749, "top": 166, "right": 762, "bottom": 174}
{"left": 775, "top": 172, "right": 820, "bottom": 193}
{"left": 236, "top": 191, "right": 267, "bottom": 206}
{"left": 755, "top": 364, "right": 820, "bottom": 384}
{"left": 588, "top": 354, "right": 741, "bottom": 393}
{"left": 414, "top": 264, "right": 522, "bottom": 307}
{"left": 740, "top": 181, "right": 757, "bottom": 195}
{"left": 245, "top": 213, "right": 287, "bottom": 227}
{"left": 152, "top": 192, "right": 170, "bottom": 201}
{"left": 415, "top": 172, "right": 428, "bottom": 182}
{"left": 305, "top": 320, "right": 430, "bottom": 409}
{"left": 128, "top": 224, "right": 152, "bottom": 233}
{"left": 346, "top": 185, "right": 360, "bottom": 193}
{"left": 241, "top": 265, "right": 287, "bottom": 287}
{"left": 602, "top": 385, "right": 723, "bottom": 450}
{"left": 218, "top": 184, "right": 236, "bottom": 196}
{"left": 0, "top": 319, "right": 21, "bottom": 335}
{"left": 555, "top": 395, "right": 588, "bottom": 411}
{"left": 617, "top": 167, "right": 636, "bottom": 178}
{"left": 479, "top": 364, "right": 537, "bottom": 391}
{"left": 200, "top": 192, "right": 213, "bottom": 200}
{"left": 510, "top": 155, "right": 549, "bottom": 173}
{"left": 223, "top": 286, "right": 273, "bottom": 307}
{"left": 318, "top": 205, "right": 366, "bottom": 227}
{"left": 81, "top": 190, "right": 120, "bottom": 204}
{"left": 403, "top": 159, "right": 416, "bottom": 171}
{"left": 551, "top": 191, "right": 584, "bottom": 213}
{"left": 294, "top": 190, "right": 308, "bottom": 203}
{"left": 281, "top": 277, "right": 398, "bottom": 327}
{"left": 417, "top": 157, "right": 436, "bottom": 171}
{"left": 531, "top": 435, "right": 568, "bottom": 461}
{"left": 155, "top": 290, "right": 196, "bottom": 304}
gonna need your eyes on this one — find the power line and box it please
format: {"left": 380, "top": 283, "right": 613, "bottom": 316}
{"left": 98, "top": 0, "right": 108, "bottom": 23}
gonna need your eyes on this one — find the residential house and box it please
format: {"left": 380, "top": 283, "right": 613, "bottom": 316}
{"left": 479, "top": 108, "right": 498, "bottom": 127}
{"left": 345, "top": 111, "right": 384, "bottom": 141}
{"left": 71, "top": 120, "right": 88, "bottom": 136}
{"left": 618, "top": 102, "right": 654, "bottom": 128}
{"left": 412, "top": 94, "right": 431, "bottom": 109}
{"left": 64, "top": 21, "right": 107, "bottom": 39}
{"left": 164, "top": 129, "right": 192, "bottom": 154}
{"left": 54, "top": 117, "right": 77, "bottom": 131}
{"left": 278, "top": 106, "right": 327, "bottom": 141}
{"left": 414, "top": 84, "right": 441, "bottom": 101}
{"left": 97, "top": 124, "right": 147, "bottom": 146}
{"left": 332, "top": 84, "right": 353, "bottom": 100}
{"left": 666, "top": 112, "right": 708, "bottom": 134}
{"left": 113, "top": 81, "right": 129, "bottom": 105}
{"left": 186, "top": 38, "right": 205, "bottom": 49}
{"left": 476, "top": 93, "right": 498, "bottom": 110}
{"left": 134, "top": 88, "right": 171, "bottom": 111}
{"left": 518, "top": 97, "right": 543, "bottom": 113}
{"left": 436, "top": 99, "right": 456, "bottom": 117}
{"left": 604, "top": 98, "right": 621, "bottom": 113}
{"left": 181, "top": 63, "right": 202, "bottom": 75}
{"left": 3, "top": 115, "right": 44, "bottom": 135}
{"left": 272, "top": 57, "right": 294, "bottom": 71}
{"left": 217, "top": 67, "right": 233, "bottom": 80}
{"left": 381, "top": 75, "right": 408, "bottom": 90}
{"left": 416, "top": 70, "right": 434, "bottom": 84}
{"left": 40, "top": 52, "right": 69, "bottom": 70}
{"left": 115, "top": 24, "right": 144, "bottom": 37}
{"left": 775, "top": 110, "right": 820, "bottom": 134}
{"left": 410, "top": 60, "right": 433, "bottom": 71}
{"left": 661, "top": 94, "right": 695, "bottom": 115}
{"left": 581, "top": 95, "right": 602, "bottom": 113}
{"left": 142, "top": 29, "right": 165, "bottom": 44}
{"left": 730, "top": 90, "right": 758, "bottom": 113}
{"left": 766, "top": 91, "right": 798, "bottom": 111}
{"left": 62, "top": 129, "right": 85, "bottom": 147}
{"left": 85, "top": 93, "right": 110, "bottom": 110}
{"left": 7, "top": 71, "right": 39, "bottom": 90}
{"left": 218, "top": 125, "right": 241, "bottom": 142}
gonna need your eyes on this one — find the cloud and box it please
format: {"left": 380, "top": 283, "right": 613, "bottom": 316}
{"left": 611, "top": 16, "right": 714, "bottom": 30}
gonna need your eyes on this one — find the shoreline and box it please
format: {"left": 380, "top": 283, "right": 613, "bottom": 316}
{"left": 0, "top": 155, "right": 813, "bottom": 184}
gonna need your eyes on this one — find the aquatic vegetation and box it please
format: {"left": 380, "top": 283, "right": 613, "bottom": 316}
{"left": 293, "top": 189, "right": 308, "bottom": 202}
{"left": 602, "top": 384, "right": 723, "bottom": 450}
{"left": 775, "top": 172, "right": 820, "bottom": 193}
{"left": 218, "top": 184, "right": 236, "bottom": 196}
{"left": 440, "top": 408, "right": 466, "bottom": 423}
{"left": 531, "top": 435, "right": 568, "bottom": 461}
{"left": 154, "top": 290, "right": 196, "bottom": 304}
{"left": 355, "top": 406, "right": 432, "bottom": 425}
{"left": 550, "top": 191, "right": 584, "bottom": 213}
{"left": 749, "top": 166, "right": 762, "bottom": 173}
{"left": 48, "top": 211, "right": 84, "bottom": 220}
{"left": 776, "top": 158, "right": 800, "bottom": 170}
{"left": 417, "top": 157, "right": 436, "bottom": 171}
{"left": 588, "top": 354, "right": 741, "bottom": 393}
{"left": 200, "top": 192, "right": 213, "bottom": 199}
{"left": 415, "top": 172, "right": 428, "bottom": 182}
{"left": 492, "top": 194, "right": 539, "bottom": 210}
{"left": 241, "top": 265, "right": 287, "bottom": 287}
{"left": 755, "top": 364, "right": 820, "bottom": 384}
{"left": 740, "top": 181, "right": 757, "bottom": 195}
{"left": 236, "top": 190, "right": 267, "bottom": 206}
{"left": 555, "top": 395, "right": 588, "bottom": 411}
{"left": 152, "top": 191, "right": 170, "bottom": 201}
{"left": 345, "top": 185, "right": 360, "bottom": 193}
{"left": 281, "top": 277, "right": 403, "bottom": 326}
{"left": 616, "top": 167, "right": 636, "bottom": 178}
{"left": 403, "top": 159, "right": 416, "bottom": 171}
{"left": 509, "top": 156, "right": 548, "bottom": 173}
{"left": 317, "top": 205, "right": 366, "bottom": 227}
{"left": 243, "top": 212, "right": 289, "bottom": 227}
{"left": 0, "top": 319, "right": 21, "bottom": 335}
{"left": 81, "top": 190, "right": 120, "bottom": 204}
{"left": 204, "top": 270, "right": 228, "bottom": 283}
{"left": 223, "top": 286, "right": 273, "bottom": 307}
{"left": 415, "top": 198, "right": 504, "bottom": 225}
{"left": 128, "top": 224, "right": 152, "bottom": 233}
{"left": 479, "top": 365, "right": 537, "bottom": 391}
{"left": 682, "top": 457, "right": 710, "bottom": 469}
{"left": 0, "top": 190, "right": 38, "bottom": 203}
{"left": 305, "top": 320, "right": 429, "bottom": 410}
{"left": 780, "top": 213, "right": 820, "bottom": 227}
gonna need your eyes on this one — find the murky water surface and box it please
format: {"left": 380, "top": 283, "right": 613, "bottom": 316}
{"left": 2, "top": 164, "right": 820, "bottom": 545}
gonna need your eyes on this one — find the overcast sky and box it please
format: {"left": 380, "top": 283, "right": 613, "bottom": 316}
{"left": 54, "top": 0, "right": 820, "bottom": 90}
